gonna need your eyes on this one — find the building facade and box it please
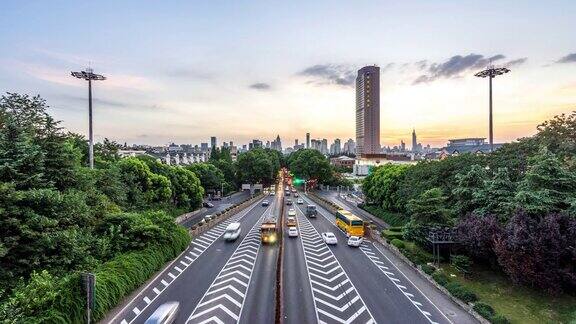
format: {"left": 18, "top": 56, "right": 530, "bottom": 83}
{"left": 355, "top": 65, "right": 380, "bottom": 155}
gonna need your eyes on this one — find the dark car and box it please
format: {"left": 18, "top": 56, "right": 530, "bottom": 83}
{"left": 203, "top": 202, "right": 214, "bottom": 208}
{"left": 262, "top": 200, "right": 270, "bottom": 207}
{"left": 286, "top": 199, "right": 293, "bottom": 205}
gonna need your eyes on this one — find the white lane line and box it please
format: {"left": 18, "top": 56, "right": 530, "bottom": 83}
{"left": 143, "top": 296, "right": 151, "bottom": 304}
{"left": 318, "top": 193, "right": 455, "bottom": 324}
{"left": 185, "top": 256, "right": 194, "bottom": 262}
{"left": 180, "top": 260, "right": 189, "bottom": 267}
{"left": 168, "top": 272, "right": 177, "bottom": 279}
{"left": 132, "top": 307, "right": 140, "bottom": 315}
{"left": 153, "top": 287, "right": 161, "bottom": 294}
{"left": 115, "top": 198, "right": 265, "bottom": 324}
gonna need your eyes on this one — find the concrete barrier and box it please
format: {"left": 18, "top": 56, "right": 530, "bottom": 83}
{"left": 189, "top": 194, "right": 264, "bottom": 237}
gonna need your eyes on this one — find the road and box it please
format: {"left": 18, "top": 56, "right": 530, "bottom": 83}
{"left": 106, "top": 187, "right": 477, "bottom": 324}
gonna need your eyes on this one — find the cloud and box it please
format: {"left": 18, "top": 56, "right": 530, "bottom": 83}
{"left": 504, "top": 57, "right": 528, "bottom": 67}
{"left": 249, "top": 82, "right": 272, "bottom": 90}
{"left": 413, "top": 54, "right": 508, "bottom": 84}
{"left": 59, "top": 94, "right": 126, "bottom": 108}
{"left": 298, "top": 64, "right": 357, "bottom": 86}
{"left": 556, "top": 53, "right": 576, "bottom": 64}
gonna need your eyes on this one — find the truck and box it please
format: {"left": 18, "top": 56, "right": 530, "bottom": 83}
{"left": 305, "top": 205, "right": 317, "bottom": 218}
{"left": 260, "top": 220, "right": 277, "bottom": 244}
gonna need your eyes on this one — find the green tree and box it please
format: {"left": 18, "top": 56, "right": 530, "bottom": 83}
{"left": 236, "top": 149, "right": 278, "bottom": 186}
{"left": 452, "top": 164, "right": 488, "bottom": 216}
{"left": 288, "top": 149, "right": 332, "bottom": 183}
{"left": 407, "top": 188, "right": 450, "bottom": 224}
{"left": 116, "top": 158, "right": 172, "bottom": 206}
{"left": 473, "top": 167, "right": 516, "bottom": 220}
{"left": 186, "top": 163, "right": 225, "bottom": 193}
{"left": 514, "top": 149, "right": 576, "bottom": 215}
{"left": 362, "top": 164, "right": 409, "bottom": 211}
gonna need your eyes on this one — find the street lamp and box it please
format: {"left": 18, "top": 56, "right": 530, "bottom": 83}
{"left": 474, "top": 65, "right": 510, "bottom": 152}
{"left": 71, "top": 68, "right": 106, "bottom": 169}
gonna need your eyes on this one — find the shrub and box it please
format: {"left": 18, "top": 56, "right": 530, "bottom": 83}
{"left": 446, "top": 282, "right": 478, "bottom": 303}
{"left": 473, "top": 302, "right": 495, "bottom": 319}
{"left": 451, "top": 255, "right": 472, "bottom": 275}
{"left": 383, "top": 230, "right": 404, "bottom": 241}
{"left": 432, "top": 271, "right": 449, "bottom": 287}
{"left": 421, "top": 264, "right": 435, "bottom": 275}
{"left": 391, "top": 239, "right": 405, "bottom": 249}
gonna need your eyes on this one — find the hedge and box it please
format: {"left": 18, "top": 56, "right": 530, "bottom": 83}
{"left": 361, "top": 205, "right": 409, "bottom": 226}
{"left": 473, "top": 302, "right": 495, "bottom": 319}
{"left": 391, "top": 239, "right": 406, "bottom": 249}
{"left": 0, "top": 227, "right": 190, "bottom": 323}
{"left": 382, "top": 229, "right": 404, "bottom": 241}
{"left": 421, "top": 264, "right": 436, "bottom": 275}
{"left": 445, "top": 282, "right": 478, "bottom": 303}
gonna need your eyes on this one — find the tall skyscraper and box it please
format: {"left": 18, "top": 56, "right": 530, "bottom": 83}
{"left": 306, "top": 133, "right": 310, "bottom": 148}
{"left": 412, "top": 129, "right": 417, "bottom": 152}
{"left": 210, "top": 136, "right": 217, "bottom": 148}
{"left": 295, "top": 139, "right": 298, "bottom": 147}
{"left": 355, "top": 65, "right": 380, "bottom": 155}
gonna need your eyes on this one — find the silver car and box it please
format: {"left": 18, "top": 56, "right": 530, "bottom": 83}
{"left": 145, "top": 301, "right": 179, "bottom": 324}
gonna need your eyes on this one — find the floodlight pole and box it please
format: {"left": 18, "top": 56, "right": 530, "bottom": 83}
{"left": 475, "top": 66, "right": 510, "bottom": 152}
{"left": 71, "top": 68, "right": 106, "bottom": 169}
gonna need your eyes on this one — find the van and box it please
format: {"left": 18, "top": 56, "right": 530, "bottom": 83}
{"left": 223, "top": 222, "right": 242, "bottom": 241}
{"left": 306, "top": 205, "right": 317, "bottom": 218}
{"left": 144, "top": 302, "right": 179, "bottom": 324}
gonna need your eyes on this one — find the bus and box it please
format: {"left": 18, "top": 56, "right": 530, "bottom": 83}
{"left": 335, "top": 210, "right": 364, "bottom": 237}
{"left": 260, "top": 220, "right": 277, "bottom": 244}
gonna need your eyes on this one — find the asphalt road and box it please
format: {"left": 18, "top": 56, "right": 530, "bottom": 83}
{"left": 107, "top": 187, "right": 477, "bottom": 324}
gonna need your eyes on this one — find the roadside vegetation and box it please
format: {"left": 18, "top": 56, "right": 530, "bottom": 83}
{"left": 363, "top": 111, "right": 576, "bottom": 323}
{"left": 0, "top": 93, "right": 323, "bottom": 322}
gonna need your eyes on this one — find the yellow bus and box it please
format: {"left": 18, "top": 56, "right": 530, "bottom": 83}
{"left": 335, "top": 210, "right": 365, "bottom": 237}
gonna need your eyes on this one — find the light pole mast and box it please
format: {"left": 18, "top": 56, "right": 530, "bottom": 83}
{"left": 474, "top": 65, "right": 510, "bottom": 152}
{"left": 71, "top": 68, "right": 106, "bottom": 169}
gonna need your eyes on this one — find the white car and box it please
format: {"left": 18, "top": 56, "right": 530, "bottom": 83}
{"left": 347, "top": 236, "right": 363, "bottom": 247}
{"left": 145, "top": 301, "right": 179, "bottom": 324}
{"left": 288, "top": 208, "right": 296, "bottom": 216}
{"left": 297, "top": 198, "right": 304, "bottom": 204}
{"left": 269, "top": 191, "right": 275, "bottom": 196}
{"left": 288, "top": 227, "right": 299, "bottom": 237}
{"left": 322, "top": 232, "right": 338, "bottom": 245}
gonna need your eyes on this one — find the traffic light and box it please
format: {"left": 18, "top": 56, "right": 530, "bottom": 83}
{"left": 292, "top": 178, "right": 305, "bottom": 185}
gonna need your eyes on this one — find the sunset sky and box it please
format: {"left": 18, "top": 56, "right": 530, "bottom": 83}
{"left": 1, "top": 1, "right": 575, "bottom": 148}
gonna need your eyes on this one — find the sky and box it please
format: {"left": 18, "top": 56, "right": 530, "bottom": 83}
{"left": 0, "top": 0, "right": 575, "bottom": 148}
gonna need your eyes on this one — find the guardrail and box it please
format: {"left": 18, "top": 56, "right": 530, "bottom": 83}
{"left": 188, "top": 194, "right": 264, "bottom": 237}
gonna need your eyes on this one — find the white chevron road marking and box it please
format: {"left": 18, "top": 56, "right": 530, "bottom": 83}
{"left": 190, "top": 304, "right": 239, "bottom": 321}
{"left": 198, "top": 293, "right": 243, "bottom": 308}
{"left": 196, "top": 316, "right": 225, "bottom": 324}
{"left": 315, "top": 295, "right": 361, "bottom": 312}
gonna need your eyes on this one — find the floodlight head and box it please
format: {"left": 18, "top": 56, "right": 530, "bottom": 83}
{"left": 474, "top": 67, "right": 510, "bottom": 78}
{"left": 71, "top": 69, "right": 106, "bottom": 81}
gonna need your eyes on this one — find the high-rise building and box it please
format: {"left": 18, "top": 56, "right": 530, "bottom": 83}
{"left": 412, "top": 129, "right": 417, "bottom": 152}
{"left": 306, "top": 133, "right": 310, "bottom": 148}
{"left": 295, "top": 139, "right": 298, "bottom": 147}
{"left": 200, "top": 142, "right": 209, "bottom": 152}
{"left": 343, "top": 138, "right": 356, "bottom": 155}
{"left": 321, "top": 139, "right": 328, "bottom": 155}
{"left": 355, "top": 65, "right": 380, "bottom": 155}
{"left": 210, "top": 136, "right": 217, "bottom": 148}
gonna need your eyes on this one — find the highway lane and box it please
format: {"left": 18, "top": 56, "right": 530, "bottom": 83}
{"left": 297, "top": 193, "right": 455, "bottom": 324}
{"left": 281, "top": 201, "right": 317, "bottom": 324}
{"left": 181, "top": 191, "right": 251, "bottom": 228}
{"left": 239, "top": 193, "right": 282, "bottom": 324}
{"left": 109, "top": 196, "right": 269, "bottom": 324}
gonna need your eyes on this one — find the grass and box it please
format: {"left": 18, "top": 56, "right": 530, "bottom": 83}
{"left": 361, "top": 204, "right": 409, "bottom": 226}
{"left": 444, "top": 264, "right": 576, "bottom": 324}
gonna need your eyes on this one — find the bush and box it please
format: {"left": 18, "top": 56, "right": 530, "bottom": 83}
{"left": 421, "top": 264, "right": 435, "bottom": 275}
{"left": 382, "top": 229, "right": 404, "bottom": 241}
{"left": 432, "top": 271, "right": 449, "bottom": 286}
{"left": 391, "top": 239, "right": 406, "bottom": 249}
{"left": 451, "top": 255, "right": 472, "bottom": 275}
{"left": 473, "top": 302, "right": 495, "bottom": 319}
{"left": 446, "top": 282, "right": 478, "bottom": 303}
{"left": 361, "top": 205, "right": 409, "bottom": 226}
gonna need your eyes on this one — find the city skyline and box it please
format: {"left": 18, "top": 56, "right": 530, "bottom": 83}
{"left": 1, "top": 1, "right": 575, "bottom": 147}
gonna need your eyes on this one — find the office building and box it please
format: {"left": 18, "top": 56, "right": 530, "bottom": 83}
{"left": 355, "top": 65, "right": 380, "bottom": 155}
{"left": 210, "top": 136, "right": 217, "bottom": 148}
{"left": 306, "top": 133, "right": 310, "bottom": 148}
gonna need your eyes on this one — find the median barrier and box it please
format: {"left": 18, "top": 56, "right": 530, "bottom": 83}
{"left": 189, "top": 194, "right": 264, "bottom": 237}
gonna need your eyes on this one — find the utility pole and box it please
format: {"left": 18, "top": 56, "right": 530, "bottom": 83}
{"left": 474, "top": 65, "right": 510, "bottom": 152}
{"left": 71, "top": 68, "right": 106, "bottom": 169}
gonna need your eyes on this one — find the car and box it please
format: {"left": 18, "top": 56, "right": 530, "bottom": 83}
{"left": 297, "top": 198, "right": 304, "bottom": 204}
{"left": 286, "top": 216, "right": 297, "bottom": 227}
{"left": 305, "top": 205, "right": 317, "bottom": 217}
{"left": 322, "top": 232, "right": 338, "bottom": 245}
{"left": 262, "top": 200, "right": 270, "bottom": 207}
{"left": 347, "top": 236, "right": 363, "bottom": 247}
{"left": 211, "top": 195, "right": 222, "bottom": 201}
{"left": 223, "top": 222, "right": 242, "bottom": 241}
{"left": 145, "top": 301, "right": 179, "bottom": 324}
{"left": 293, "top": 193, "right": 299, "bottom": 197}
{"left": 288, "top": 208, "right": 296, "bottom": 216}
{"left": 288, "top": 227, "right": 299, "bottom": 237}
{"left": 269, "top": 191, "right": 275, "bottom": 196}
{"left": 203, "top": 202, "right": 214, "bottom": 208}
{"left": 286, "top": 199, "right": 293, "bottom": 205}
{"left": 285, "top": 191, "right": 291, "bottom": 196}
{"left": 203, "top": 214, "right": 213, "bottom": 222}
